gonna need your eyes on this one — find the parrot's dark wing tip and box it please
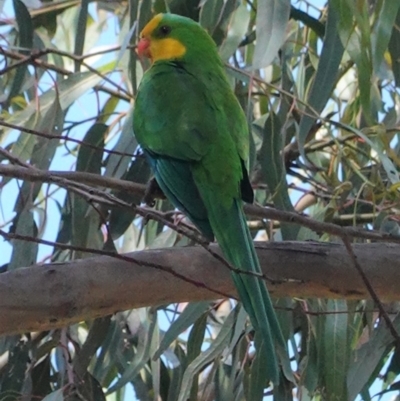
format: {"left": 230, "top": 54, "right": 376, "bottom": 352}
{"left": 143, "top": 177, "right": 166, "bottom": 207}
{"left": 240, "top": 158, "right": 254, "bottom": 204}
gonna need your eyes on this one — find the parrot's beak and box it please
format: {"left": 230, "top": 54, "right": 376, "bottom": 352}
{"left": 137, "top": 37, "right": 151, "bottom": 59}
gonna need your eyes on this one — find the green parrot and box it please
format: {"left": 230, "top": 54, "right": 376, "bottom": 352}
{"left": 133, "top": 13, "right": 286, "bottom": 384}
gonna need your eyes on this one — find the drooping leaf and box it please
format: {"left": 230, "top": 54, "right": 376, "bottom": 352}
{"left": 260, "top": 112, "right": 299, "bottom": 239}
{"left": 0, "top": 339, "right": 30, "bottom": 396}
{"left": 71, "top": 123, "right": 106, "bottom": 258}
{"left": 73, "top": 0, "right": 89, "bottom": 72}
{"left": 297, "top": 1, "right": 344, "bottom": 160}
{"left": 322, "top": 300, "right": 349, "bottom": 401}
{"left": 41, "top": 389, "right": 64, "bottom": 401}
{"left": 7, "top": 0, "right": 33, "bottom": 104}
{"left": 388, "top": 7, "right": 400, "bottom": 87}
{"left": 154, "top": 302, "right": 210, "bottom": 359}
{"left": 8, "top": 208, "right": 38, "bottom": 270}
{"left": 252, "top": 0, "right": 291, "bottom": 69}
{"left": 347, "top": 314, "right": 400, "bottom": 400}
{"left": 106, "top": 308, "right": 157, "bottom": 394}
{"left": 4, "top": 71, "right": 106, "bottom": 141}
{"left": 108, "top": 154, "right": 151, "bottom": 240}
{"left": 177, "top": 306, "right": 238, "bottom": 401}
{"left": 371, "top": 1, "right": 400, "bottom": 75}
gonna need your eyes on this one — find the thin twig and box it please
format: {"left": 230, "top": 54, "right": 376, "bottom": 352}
{"left": 0, "top": 122, "right": 134, "bottom": 157}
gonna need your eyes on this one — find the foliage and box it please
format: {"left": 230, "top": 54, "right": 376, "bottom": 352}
{"left": 1, "top": 0, "right": 400, "bottom": 400}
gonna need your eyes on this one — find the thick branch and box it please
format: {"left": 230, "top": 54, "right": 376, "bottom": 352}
{"left": 1, "top": 241, "right": 400, "bottom": 336}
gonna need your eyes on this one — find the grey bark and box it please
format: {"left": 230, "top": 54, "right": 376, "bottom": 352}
{"left": 1, "top": 241, "right": 400, "bottom": 336}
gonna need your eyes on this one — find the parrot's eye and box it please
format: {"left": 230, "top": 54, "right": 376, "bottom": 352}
{"left": 159, "top": 25, "right": 171, "bottom": 36}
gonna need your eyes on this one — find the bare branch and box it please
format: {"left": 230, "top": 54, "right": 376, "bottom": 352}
{"left": 0, "top": 164, "right": 144, "bottom": 195}
{"left": 2, "top": 163, "right": 400, "bottom": 245}
{"left": 1, "top": 242, "right": 400, "bottom": 336}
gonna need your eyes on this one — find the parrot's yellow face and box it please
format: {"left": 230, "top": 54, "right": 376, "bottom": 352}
{"left": 137, "top": 14, "right": 186, "bottom": 63}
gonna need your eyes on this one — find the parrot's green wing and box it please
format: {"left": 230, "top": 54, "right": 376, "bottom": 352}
{"left": 145, "top": 153, "right": 214, "bottom": 240}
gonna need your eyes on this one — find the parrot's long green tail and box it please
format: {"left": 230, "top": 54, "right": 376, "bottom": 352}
{"left": 205, "top": 198, "right": 286, "bottom": 384}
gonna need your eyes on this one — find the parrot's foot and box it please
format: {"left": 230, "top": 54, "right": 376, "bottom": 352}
{"left": 143, "top": 178, "right": 166, "bottom": 207}
{"left": 164, "top": 210, "right": 211, "bottom": 245}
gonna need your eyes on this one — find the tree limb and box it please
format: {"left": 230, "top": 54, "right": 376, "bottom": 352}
{"left": 1, "top": 164, "right": 400, "bottom": 245}
{"left": 1, "top": 241, "right": 400, "bottom": 336}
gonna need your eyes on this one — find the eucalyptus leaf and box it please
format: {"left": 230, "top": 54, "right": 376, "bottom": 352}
{"left": 41, "top": 389, "right": 64, "bottom": 401}
{"left": 252, "top": 0, "right": 291, "bottom": 69}
{"left": 154, "top": 302, "right": 210, "bottom": 359}
{"left": 177, "top": 306, "right": 238, "bottom": 401}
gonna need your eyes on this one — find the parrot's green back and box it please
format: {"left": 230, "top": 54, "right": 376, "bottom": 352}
{"left": 133, "top": 13, "right": 287, "bottom": 386}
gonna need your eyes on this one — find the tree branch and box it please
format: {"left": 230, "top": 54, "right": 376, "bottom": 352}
{"left": 2, "top": 241, "right": 400, "bottom": 336}
{"left": 2, "top": 164, "right": 400, "bottom": 244}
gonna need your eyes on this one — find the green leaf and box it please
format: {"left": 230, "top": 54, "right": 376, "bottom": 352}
{"left": 138, "top": 0, "right": 152, "bottom": 33}
{"left": 252, "top": 0, "right": 291, "bottom": 68}
{"left": 260, "top": 112, "right": 299, "bottom": 239}
{"left": 76, "top": 371, "right": 106, "bottom": 401}
{"left": 108, "top": 156, "right": 151, "bottom": 240}
{"left": 29, "top": 96, "right": 64, "bottom": 171}
{"left": 7, "top": 0, "right": 33, "bottom": 103}
{"left": 8, "top": 112, "right": 38, "bottom": 166}
{"left": 41, "top": 389, "right": 64, "bottom": 401}
{"left": 73, "top": 317, "right": 111, "bottom": 377}
{"left": 210, "top": 0, "right": 239, "bottom": 46}
{"left": 249, "top": 332, "right": 268, "bottom": 401}
{"left": 8, "top": 208, "right": 38, "bottom": 270}
{"left": 166, "top": 344, "right": 187, "bottom": 401}
{"left": 107, "top": 308, "right": 157, "bottom": 394}
{"left": 31, "top": 356, "right": 52, "bottom": 398}
{"left": 106, "top": 109, "right": 137, "bottom": 179}
{"left": 73, "top": 0, "right": 89, "bottom": 71}
{"left": 76, "top": 123, "right": 106, "bottom": 174}
{"left": 334, "top": 121, "right": 400, "bottom": 184}
{"left": 187, "top": 313, "right": 207, "bottom": 401}
{"left": 347, "top": 314, "right": 400, "bottom": 400}
{"left": 154, "top": 302, "right": 210, "bottom": 359}
{"left": 13, "top": 0, "right": 33, "bottom": 47}
{"left": 331, "top": 0, "right": 373, "bottom": 121}
{"left": 323, "top": 300, "right": 349, "bottom": 401}
{"left": 297, "top": 1, "right": 344, "bottom": 159}
{"left": 11, "top": 95, "right": 64, "bottom": 211}
{"left": 1, "top": 339, "right": 30, "bottom": 396}
{"left": 71, "top": 123, "right": 106, "bottom": 258}
{"left": 199, "top": 0, "right": 224, "bottom": 35}
{"left": 167, "top": 0, "right": 201, "bottom": 21}
{"left": 116, "top": 21, "right": 137, "bottom": 68}
{"left": 187, "top": 313, "right": 207, "bottom": 363}
{"left": 371, "top": 1, "right": 400, "bottom": 75}
{"left": 301, "top": 323, "right": 319, "bottom": 394}
{"left": 388, "top": 7, "right": 400, "bottom": 87}
{"left": 4, "top": 71, "right": 105, "bottom": 141}
{"left": 177, "top": 306, "right": 238, "bottom": 401}
{"left": 92, "top": 320, "right": 123, "bottom": 385}
{"left": 219, "top": 4, "right": 250, "bottom": 61}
